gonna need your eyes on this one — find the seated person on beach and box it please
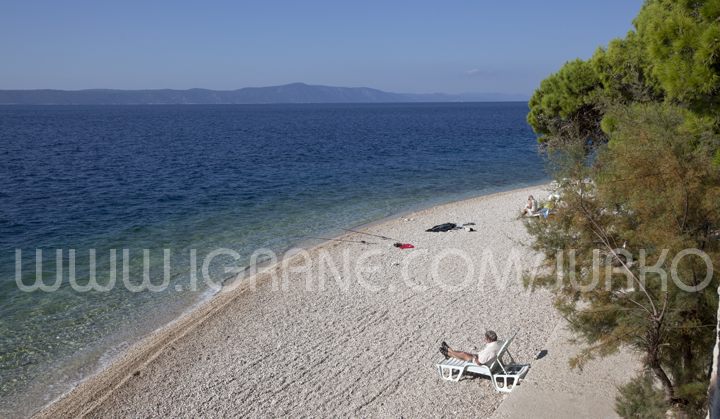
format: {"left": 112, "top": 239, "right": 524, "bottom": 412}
{"left": 522, "top": 195, "right": 538, "bottom": 216}
{"left": 440, "top": 330, "right": 501, "bottom": 365}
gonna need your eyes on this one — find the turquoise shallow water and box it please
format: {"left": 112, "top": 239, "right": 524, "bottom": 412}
{"left": 0, "top": 102, "right": 546, "bottom": 416}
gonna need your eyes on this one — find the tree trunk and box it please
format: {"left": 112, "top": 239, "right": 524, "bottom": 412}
{"left": 708, "top": 285, "right": 720, "bottom": 419}
{"left": 652, "top": 361, "right": 675, "bottom": 403}
{"left": 682, "top": 336, "right": 693, "bottom": 382}
{"left": 648, "top": 324, "right": 675, "bottom": 403}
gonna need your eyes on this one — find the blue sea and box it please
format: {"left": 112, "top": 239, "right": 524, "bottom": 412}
{"left": 0, "top": 102, "right": 546, "bottom": 415}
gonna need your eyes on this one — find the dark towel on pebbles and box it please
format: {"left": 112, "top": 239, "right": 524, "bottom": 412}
{"left": 426, "top": 223, "right": 457, "bottom": 232}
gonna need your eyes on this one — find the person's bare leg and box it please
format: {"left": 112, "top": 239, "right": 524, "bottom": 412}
{"left": 446, "top": 348, "right": 475, "bottom": 363}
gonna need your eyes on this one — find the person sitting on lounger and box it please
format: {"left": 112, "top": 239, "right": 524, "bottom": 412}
{"left": 440, "top": 330, "right": 501, "bottom": 365}
{"left": 522, "top": 195, "right": 538, "bottom": 217}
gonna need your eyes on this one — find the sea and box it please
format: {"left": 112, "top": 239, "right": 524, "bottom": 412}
{"left": 0, "top": 102, "right": 547, "bottom": 416}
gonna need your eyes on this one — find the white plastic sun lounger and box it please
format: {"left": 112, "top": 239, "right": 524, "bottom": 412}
{"left": 436, "top": 332, "right": 529, "bottom": 393}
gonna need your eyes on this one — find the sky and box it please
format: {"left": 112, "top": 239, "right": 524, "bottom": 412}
{"left": 0, "top": 0, "right": 644, "bottom": 95}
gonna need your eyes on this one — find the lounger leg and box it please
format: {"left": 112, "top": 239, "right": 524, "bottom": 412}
{"left": 438, "top": 365, "right": 464, "bottom": 382}
{"left": 491, "top": 375, "right": 502, "bottom": 392}
{"left": 491, "top": 375, "right": 516, "bottom": 393}
{"left": 453, "top": 367, "right": 464, "bottom": 382}
{"left": 439, "top": 365, "right": 453, "bottom": 380}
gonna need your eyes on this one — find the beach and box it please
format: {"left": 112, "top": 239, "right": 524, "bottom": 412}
{"left": 35, "top": 185, "right": 633, "bottom": 418}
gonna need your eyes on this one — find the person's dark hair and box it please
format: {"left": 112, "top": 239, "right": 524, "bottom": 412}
{"left": 485, "top": 330, "right": 498, "bottom": 342}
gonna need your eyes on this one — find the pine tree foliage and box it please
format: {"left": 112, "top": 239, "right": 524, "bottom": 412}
{"left": 526, "top": 0, "right": 720, "bottom": 416}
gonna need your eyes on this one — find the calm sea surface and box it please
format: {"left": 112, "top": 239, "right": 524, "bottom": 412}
{"left": 0, "top": 102, "right": 546, "bottom": 415}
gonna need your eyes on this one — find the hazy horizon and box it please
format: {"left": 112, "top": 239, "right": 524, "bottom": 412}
{"left": 0, "top": 82, "right": 531, "bottom": 105}
{"left": 1, "top": 0, "right": 642, "bottom": 95}
{"left": 0, "top": 81, "right": 528, "bottom": 98}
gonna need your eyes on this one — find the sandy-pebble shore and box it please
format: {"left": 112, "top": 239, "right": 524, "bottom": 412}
{"left": 35, "top": 185, "right": 634, "bottom": 418}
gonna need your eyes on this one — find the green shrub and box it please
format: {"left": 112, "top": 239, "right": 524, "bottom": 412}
{"left": 615, "top": 373, "right": 668, "bottom": 418}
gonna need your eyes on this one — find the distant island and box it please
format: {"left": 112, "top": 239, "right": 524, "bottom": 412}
{"left": 0, "top": 83, "right": 527, "bottom": 105}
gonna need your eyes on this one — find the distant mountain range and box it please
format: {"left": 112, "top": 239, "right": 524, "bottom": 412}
{"left": 0, "top": 83, "right": 527, "bottom": 105}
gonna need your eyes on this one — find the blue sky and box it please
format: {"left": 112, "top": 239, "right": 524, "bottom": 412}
{"left": 1, "top": 0, "right": 643, "bottom": 95}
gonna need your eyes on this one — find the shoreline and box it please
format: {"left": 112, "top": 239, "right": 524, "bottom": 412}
{"left": 28, "top": 180, "right": 550, "bottom": 416}
{"left": 0, "top": 178, "right": 511, "bottom": 416}
{"left": 31, "top": 182, "right": 628, "bottom": 418}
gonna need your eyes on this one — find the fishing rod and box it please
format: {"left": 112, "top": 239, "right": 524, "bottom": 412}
{"left": 298, "top": 236, "right": 376, "bottom": 245}
{"left": 340, "top": 227, "right": 400, "bottom": 242}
